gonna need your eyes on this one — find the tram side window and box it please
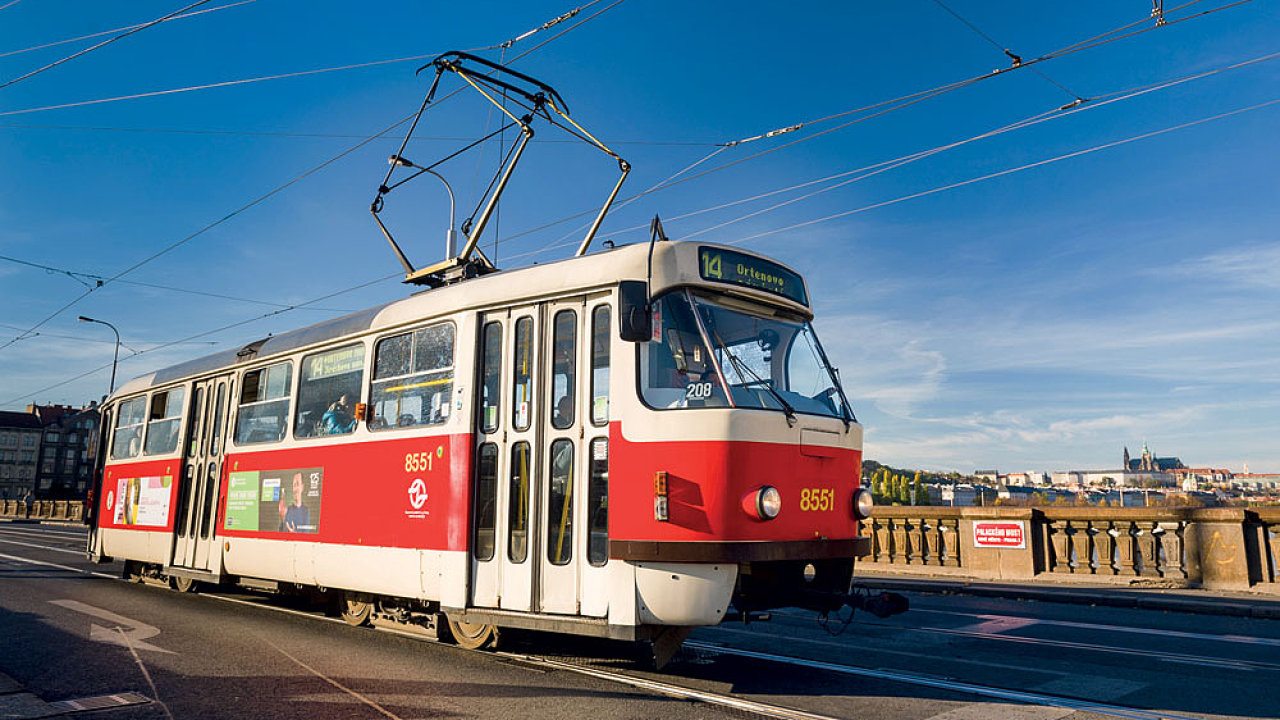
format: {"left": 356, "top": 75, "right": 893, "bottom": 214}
{"left": 590, "top": 305, "right": 610, "bottom": 426}
{"left": 508, "top": 441, "right": 530, "bottom": 564}
{"left": 474, "top": 443, "right": 498, "bottom": 562}
{"left": 512, "top": 317, "right": 534, "bottom": 431}
{"left": 235, "top": 362, "right": 293, "bottom": 445}
{"left": 370, "top": 323, "right": 455, "bottom": 431}
{"left": 587, "top": 437, "right": 609, "bottom": 566}
{"left": 548, "top": 438, "right": 574, "bottom": 566}
{"left": 479, "top": 322, "right": 502, "bottom": 434}
{"left": 296, "top": 343, "right": 365, "bottom": 438}
{"left": 144, "top": 387, "right": 185, "bottom": 455}
{"left": 551, "top": 310, "right": 576, "bottom": 430}
{"left": 110, "top": 397, "right": 147, "bottom": 460}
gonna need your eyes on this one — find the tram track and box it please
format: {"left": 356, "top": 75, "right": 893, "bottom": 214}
{"left": 0, "top": 528, "right": 1261, "bottom": 720}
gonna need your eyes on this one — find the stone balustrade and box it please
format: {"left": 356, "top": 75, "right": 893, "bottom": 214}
{"left": 0, "top": 498, "right": 83, "bottom": 523}
{"left": 865, "top": 506, "right": 1280, "bottom": 592}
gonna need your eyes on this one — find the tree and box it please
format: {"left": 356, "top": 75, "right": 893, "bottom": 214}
{"left": 871, "top": 470, "right": 884, "bottom": 499}
{"left": 896, "top": 474, "right": 911, "bottom": 505}
{"left": 913, "top": 473, "right": 929, "bottom": 506}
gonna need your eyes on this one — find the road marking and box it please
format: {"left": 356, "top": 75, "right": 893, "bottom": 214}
{"left": 913, "top": 608, "right": 1280, "bottom": 648}
{"left": 49, "top": 599, "right": 174, "bottom": 654}
{"left": 705, "top": 624, "right": 1069, "bottom": 677}
{"left": 952, "top": 616, "right": 1039, "bottom": 634}
{"left": 0, "top": 537, "right": 85, "bottom": 555}
{"left": 0, "top": 551, "right": 116, "bottom": 578}
{"left": 686, "top": 641, "right": 1208, "bottom": 720}
{"left": 503, "top": 653, "right": 843, "bottom": 720}
{"left": 263, "top": 637, "right": 405, "bottom": 720}
{"left": 909, "top": 626, "right": 1274, "bottom": 672}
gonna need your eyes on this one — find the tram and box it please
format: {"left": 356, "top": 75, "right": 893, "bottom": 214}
{"left": 86, "top": 239, "right": 881, "bottom": 659}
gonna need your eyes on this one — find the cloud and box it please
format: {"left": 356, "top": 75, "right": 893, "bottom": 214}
{"left": 1163, "top": 242, "right": 1280, "bottom": 289}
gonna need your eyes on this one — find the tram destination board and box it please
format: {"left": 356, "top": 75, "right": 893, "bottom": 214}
{"left": 698, "top": 247, "right": 808, "bottom": 306}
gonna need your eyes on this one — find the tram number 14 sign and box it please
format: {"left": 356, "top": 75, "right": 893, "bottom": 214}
{"left": 972, "top": 520, "right": 1026, "bottom": 549}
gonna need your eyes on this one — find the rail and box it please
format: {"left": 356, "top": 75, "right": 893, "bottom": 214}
{"left": 865, "top": 506, "right": 1280, "bottom": 592}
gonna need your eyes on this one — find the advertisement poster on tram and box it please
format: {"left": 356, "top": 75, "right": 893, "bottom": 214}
{"left": 225, "top": 467, "right": 324, "bottom": 533}
{"left": 112, "top": 475, "right": 173, "bottom": 527}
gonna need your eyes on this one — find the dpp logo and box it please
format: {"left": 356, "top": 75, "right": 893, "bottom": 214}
{"left": 408, "top": 479, "right": 429, "bottom": 511}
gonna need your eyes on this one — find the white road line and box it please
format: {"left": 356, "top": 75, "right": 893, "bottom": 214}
{"left": 504, "top": 653, "right": 843, "bottom": 720}
{"left": 919, "top": 702, "right": 1074, "bottom": 720}
{"left": 0, "top": 537, "right": 85, "bottom": 555}
{"left": 0, "top": 551, "right": 116, "bottom": 578}
{"left": 704, "top": 623, "right": 1070, "bottom": 677}
{"left": 913, "top": 608, "right": 1280, "bottom": 648}
{"left": 686, "top": 642, "right": 1206, "bottom": 720}
{"left": 909, "top": 626, "right": 1274, "bottom": 672}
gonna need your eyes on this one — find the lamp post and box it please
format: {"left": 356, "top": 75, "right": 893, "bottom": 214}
{"left": 78, "top": 316, "right": 120, "bottom": 395}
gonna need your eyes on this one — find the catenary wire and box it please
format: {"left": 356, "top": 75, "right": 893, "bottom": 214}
{"left": 0, "top": 0, "right": 217, "bottom": 91}
{"left": 0, "top": 0, "right": 628, "bottom": 399}
{"left": 505, "top": 44, "right": 1280, "bottom": 259}
{"left": 0, "top": 253, "right": 351, "bottom": 312}
{"left": 720, "top": 95, "right": 1280, "bottom": 248}
{"left": 0, "top": 1, "right": 257, "bottom": 60}
{"left": 930, "top": 0, "right": 1082, "bottom": 101}
{"left": 490, "top": 0, "right": 1259, "bottom": 254}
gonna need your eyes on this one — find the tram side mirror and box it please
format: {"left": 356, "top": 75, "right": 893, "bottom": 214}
{"left": 618, "top": 281, "right": 652, "bottom": 342}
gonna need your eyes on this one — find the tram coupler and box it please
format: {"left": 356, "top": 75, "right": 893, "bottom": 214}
{"left": 842, "top": 588, "right": 910, "bottom": 619}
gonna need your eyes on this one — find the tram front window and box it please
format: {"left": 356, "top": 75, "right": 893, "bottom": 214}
{"left": 639, "top": 290, "right": 849, "bottom": 420}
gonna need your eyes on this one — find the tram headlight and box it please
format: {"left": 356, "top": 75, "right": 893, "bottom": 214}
{"left": 853, "top": 487, "right": 874, "bottom": 520}
{"left": 754, "top": 486, "right": 782, "bottom": 520}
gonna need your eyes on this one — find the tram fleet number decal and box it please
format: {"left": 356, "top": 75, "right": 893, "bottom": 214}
{"left": 799, "top": 488, "right": 836, "bottom": 512}
{"left": 404, "top": 446, "right": 442, "bottom": 473}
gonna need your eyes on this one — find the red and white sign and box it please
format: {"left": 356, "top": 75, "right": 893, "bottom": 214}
{"left": 973, "top": 520, "right": 1026, "bottom": 549}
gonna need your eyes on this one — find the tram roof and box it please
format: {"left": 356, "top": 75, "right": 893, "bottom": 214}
{"left": 115, "top": 241, "right": 808, "bottom": 397}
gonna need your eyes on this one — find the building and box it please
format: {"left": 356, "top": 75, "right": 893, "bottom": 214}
{"left": 0, "top": 411, "right": 43, "bottom": 500}
{"left": 1124, "top": 441, "right": 1184, "bottom": 473}
{"left": 30, "top": 403, "right": 101, "bottom": 499}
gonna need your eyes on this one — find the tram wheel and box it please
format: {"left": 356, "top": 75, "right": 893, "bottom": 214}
{"left": 170, "top": 575, "right": 198, "bottom": 593}
{"left": 123, "top": 560, "right": 144, "bottom": 583}
{"left": 341, "top": 594, "right": 374, "bottom": 627}
{"left": 446, "top": 617, "right": 501, "bottom": 650}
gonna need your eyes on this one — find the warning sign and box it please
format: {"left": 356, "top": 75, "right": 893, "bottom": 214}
{"left": 973, "top": 520, "right": 1026, "bottom": 549}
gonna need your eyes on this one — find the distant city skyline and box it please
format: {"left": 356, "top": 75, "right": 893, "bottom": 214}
{"left": 3, "top": 2, "right": 1279, "bottom": 472}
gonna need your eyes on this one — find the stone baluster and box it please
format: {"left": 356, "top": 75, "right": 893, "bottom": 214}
{"left": 921, "top": 518, "right": 939, "bottom": 565}
{"left": 870, "top": 518, "right": 887, "bottom": 562}
{"left": 1048, "top": 519, "right": 1073, "bottom": 573}
{"left": 1137, "top": 521, "right": 1160, "bottom": 577}
{"left": 1157, "top": 521, "right": 1187, "bottom": 579}
{"left": 1115, "top": 521, "right": 1139, "bottom": 576}
{"left": 1092, "top": 520, "right": 1117, "bottom": 575}
{"left": 893, "top": 519, "right": 912, "bottom": 564}
{"left": 940, "top": 518, "right": 960, "bottom": 567}
{"left": 1266, "top": 522, "right": 1280, "bottom": 584}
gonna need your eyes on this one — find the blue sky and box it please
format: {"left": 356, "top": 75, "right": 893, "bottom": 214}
{"left": 2, "top": 1, "right": 1278, "bottom": 474}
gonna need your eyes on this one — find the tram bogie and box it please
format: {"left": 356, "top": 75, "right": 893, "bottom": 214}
{"left": 87, "top": 241, "right": 888, "bottom": 660}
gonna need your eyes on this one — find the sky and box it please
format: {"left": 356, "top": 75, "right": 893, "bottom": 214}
{"left": 2, "top": 1, "right": 1278, "bottom": 474}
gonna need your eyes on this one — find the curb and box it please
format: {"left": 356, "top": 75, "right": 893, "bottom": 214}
{"left": 854, "top": 577, "right": 1280, "bottom": 620}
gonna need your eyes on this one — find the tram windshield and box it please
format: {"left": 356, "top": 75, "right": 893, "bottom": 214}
{"left": 639, "top": 289, "right": 851, "bottom": 420}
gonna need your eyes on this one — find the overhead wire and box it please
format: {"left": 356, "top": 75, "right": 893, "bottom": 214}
{"left": 504, "top": 40, "right": 1280, "bottom": 261}
{"left": 0, "top": 0, "right": 218, "bottom": 91}
{"left": 929, "top": 0, "right": 1082, "bottom": 102}
{"left": 0, "top": 1, "right": 257, "bottom": 60}
{"left": 720, "top": 95, "right": 1280, "bottom": 249}
{"left": 0, "top": 0, "right": 629, "bottom": 403}
{"left": 485, "top": 0, "right": 1259, "bottom": 256}
{"left": 0, "top": 253, "right": 351, "bottom": 312}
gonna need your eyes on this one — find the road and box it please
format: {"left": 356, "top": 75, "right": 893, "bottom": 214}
{"left": 2, "top": 521, "right": 1277, "bottom": 720}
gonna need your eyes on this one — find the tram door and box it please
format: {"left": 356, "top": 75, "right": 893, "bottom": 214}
{"left": 469, "top": 297, "right": 610, "bottom": 617}
{"left": 172, "top": 374, "right": 232, "bottom": 572}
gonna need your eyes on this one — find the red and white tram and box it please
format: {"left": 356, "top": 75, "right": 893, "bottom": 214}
{"left": 87, "top": 239, "right": 881, "bottom": 659}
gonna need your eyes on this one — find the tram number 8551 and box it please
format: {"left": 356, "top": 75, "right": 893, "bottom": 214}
{"left": 799, "top": 487, "right": 835, "bottom": 512}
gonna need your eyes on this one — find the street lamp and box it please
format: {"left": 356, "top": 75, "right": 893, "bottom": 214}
{"left": 78, "top": 316, "right": 120, "bottom": 395}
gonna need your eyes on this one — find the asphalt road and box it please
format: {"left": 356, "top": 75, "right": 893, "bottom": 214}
{"left": 3, "top": 521, "right": 1277, "bottom": 720}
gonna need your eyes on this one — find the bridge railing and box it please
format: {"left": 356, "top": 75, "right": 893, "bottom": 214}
{"left": 865, "top": 506, "right": 1280, "bottom": 592}
{"left": 0, "top": 499, "right": 83, "bottom": 523}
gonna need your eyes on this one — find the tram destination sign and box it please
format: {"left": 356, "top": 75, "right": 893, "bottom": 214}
{"left": 698, "top": 247, "right": 808, "bottom": 306}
